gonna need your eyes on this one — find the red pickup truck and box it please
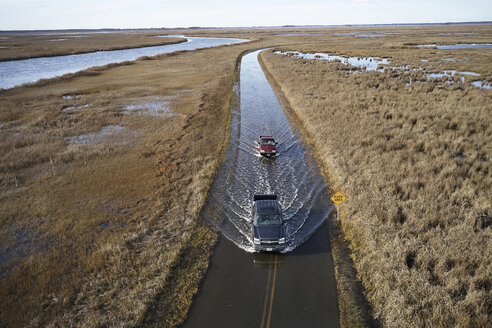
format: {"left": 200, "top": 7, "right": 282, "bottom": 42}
{"left": 257, "top": 136, "right": 278, "bottom": 157}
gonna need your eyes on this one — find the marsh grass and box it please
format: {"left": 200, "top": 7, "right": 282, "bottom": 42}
{"left": 260, "top": 24, "right": 491, "bottom": 327}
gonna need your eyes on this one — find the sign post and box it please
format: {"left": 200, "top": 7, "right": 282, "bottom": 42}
{"left": 331, "top": 192, "right": 347, "bottom": 221}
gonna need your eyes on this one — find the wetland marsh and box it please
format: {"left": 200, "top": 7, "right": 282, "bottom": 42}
{"left": 0, "top": 24, "right": 491, "bottom": 327}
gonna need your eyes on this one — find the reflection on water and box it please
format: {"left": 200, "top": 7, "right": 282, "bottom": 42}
{"left": 0, "top": 35, "right": 248, "bottom": 89}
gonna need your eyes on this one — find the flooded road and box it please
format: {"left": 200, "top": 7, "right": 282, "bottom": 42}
{"left": 183, "top": 50, "right": 339, "bottom": 327}
{"left": 0, "top": 35, "right": 247, "bottom": 89}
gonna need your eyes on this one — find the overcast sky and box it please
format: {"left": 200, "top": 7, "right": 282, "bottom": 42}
{"left": 1, "top": 0, "right": 491, "bottom": 30}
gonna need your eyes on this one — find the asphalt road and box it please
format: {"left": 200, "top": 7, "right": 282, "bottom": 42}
{"left": 183, "top": 49, "right": 339, "bottom": 328}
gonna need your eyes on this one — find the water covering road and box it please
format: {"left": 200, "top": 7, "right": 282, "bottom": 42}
{"left": 0, "top": 35, "right": 247, "bottom": 89}
{"left": 184, "top": 50, "right": 339, "bottom": 327}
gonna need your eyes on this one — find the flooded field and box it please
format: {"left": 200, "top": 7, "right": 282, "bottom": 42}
{"left": 275, "top": 50, "right": 388, "bottom": 71}
{"left": 275, "top": 50, "right": 492, "bottom": 89}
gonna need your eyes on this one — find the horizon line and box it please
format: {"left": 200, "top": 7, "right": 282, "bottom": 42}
{"left": 1, "top": 20, "right": 491, "bottom": 33}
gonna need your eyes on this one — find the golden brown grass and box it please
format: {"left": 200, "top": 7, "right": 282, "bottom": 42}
{"left": 0, "top": 30, "right": 287, "bottom": 327}
{"left": 0, "top": 30, "right": 185, "bottom": 61}
{"left": 260, "top": 24, "right": 491, "bottom": 328}
{"left": 260, "top": 57, "right": 380, "bottom": 328}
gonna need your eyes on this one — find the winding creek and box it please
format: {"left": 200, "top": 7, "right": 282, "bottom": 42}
{"left": 0, "top": 35, "right": 247, "bottom": 89}
{"left": 184, "top": 49, "right": 339, "bottom": 327}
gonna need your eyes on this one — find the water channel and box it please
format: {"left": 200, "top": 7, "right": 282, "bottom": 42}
{"left": 0, "top": 35, "right": 247, "bottom": 89}
{"left": 183, "top": 50, "right": 339, "bottom": 327}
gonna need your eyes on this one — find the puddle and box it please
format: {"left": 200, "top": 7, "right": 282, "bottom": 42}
{"left": 0, "top": 217, "right": 48, "bottom": 277}
{"left": 62, "top": 94, "right": 78, "bottom": 100}
{"left": 471, "top": 80, "right": 492, "bottom": 89}
{"left": 123, "top": 98, "right": 174, "bottom": 118}
{"left": 274, "top": 51, "right": 389, "bottom": 71}
{"left": 437, "top": 43, "right": 492, "bottom": 49}
{"left": 99, "top": 221, "right": 127, "bottom": 229}
{"left": 276, "top": 32, "right": 389, "bottom": 38}
{"left": 276, "top": 33, "right": 327, "bottom": 36}
{"left": 426, "top": 70, "right": 464, "bottom": 83}
{"left": 439, "top": 32, "right": 478, "bottom": 35}
{"left": 332, "top": 32, "right": 356, "bottom": 36}
{"left": 443, "top": 58, "right": 469, "bottom": 63}
{"left": 356, "top": 34, "right": 386, "bottom": 38}
{"left": 455, "top": 152, "right": 465, "bottom": 161}
{"left": 332, "top": 32, "right": 391, "bottom": 38}
{"left": 417, "top": 43, "right": 492, "bottom": 49}
{"left": 49, "top": 39, "right": 68, "bottom": 42}
{"left": 63, "top": 104, "right": 89, "bottom": 112}
{"left": 275, "top": 50, "right": 490, "bottom": 90}
{"left": 68, "top": 125, "right": 129, "bottom": 145}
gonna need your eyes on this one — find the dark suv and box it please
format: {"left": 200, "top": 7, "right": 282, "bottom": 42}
{"left": 252, "top": 195, "right": 286, "bottom": 252}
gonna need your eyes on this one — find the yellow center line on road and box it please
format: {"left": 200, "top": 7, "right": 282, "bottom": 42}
{"left": 260, "top": 259, "right": 273, "bottom": 328}
{"left": 266, "top": 254, "right": 278, "bottom": 328}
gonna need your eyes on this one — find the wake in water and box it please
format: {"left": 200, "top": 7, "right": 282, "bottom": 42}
{"left": 201, "top": 49, "right": 332, "bottom": 253}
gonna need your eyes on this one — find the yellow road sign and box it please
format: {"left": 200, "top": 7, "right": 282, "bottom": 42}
{"left": 331, "top": 192, "right": 346, "bottom": 206}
